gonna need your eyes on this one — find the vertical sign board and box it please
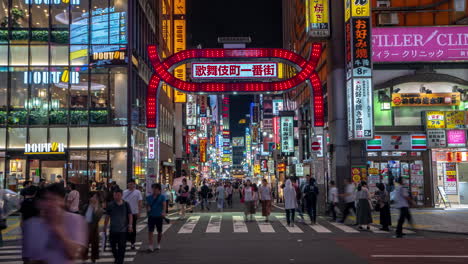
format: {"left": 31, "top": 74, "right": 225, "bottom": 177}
{"left": 345, "top": 0, "right": 373, "bottom": 140}
{"left": 148, "top": 137, "right": 155, "bottom": 159}
{"left": 308, "top": 0, "right": 330, "bottom": 38}
{"left": 199, "top": 138, "right": 207, "bottom": 163}
{"left": 186, "top": 94, "right": 197, "bottom": 126}
{"left": 280, "top": 114, "right": 294, "bottom": 154}
{"left": 173, "top": 0, "right": 187, "bottom": 103}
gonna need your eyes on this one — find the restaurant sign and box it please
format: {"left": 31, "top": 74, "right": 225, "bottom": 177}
{"left": 392, "top": 93, "right": 461, "bottom": 107}
{"left": 372, "top": 26, "right": 468, "bottom": 63}
{"left": 25, "top": 142, "right": 65, "bottom": 155}
{"left": 307, "top": 0, "right": 330, "bottom": 38}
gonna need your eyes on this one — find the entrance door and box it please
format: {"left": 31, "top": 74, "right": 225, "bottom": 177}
{"left": 41, "top": 160, "right": 66, "bottom": 183}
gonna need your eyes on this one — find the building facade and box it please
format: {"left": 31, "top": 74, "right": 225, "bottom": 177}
{"left": 0, "top": 0, "right": 160, "bottom": 190}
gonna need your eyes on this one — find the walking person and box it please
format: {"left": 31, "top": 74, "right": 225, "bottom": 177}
{"left": 303, "top": 178, "right": 319, "bottom": 224}
{"left": 123, "top": 180, "right": 142, "bottom": 250}
{"left": 328, "top": 181, "right": 339, "bottom": 222}
{"left": 375, "top": 183, "right": 391, "bottom": 231}
{"left": 146, "top": 183, "right": 167, "bottom": 252}
{"left": 258, "top": 179, "right": 272, "bottom": 222}
{"left": 66, "top": 183, "right": 80, "bottom": 214}
{"left": 283, "top": 179, "right": 298, "bottom": 227}
{"left": 216, "top": 182, "right": 225, "bottom": 212}
{"left": 291, "top": 178, "right": 305, "bottom": 223}
{"left": 200, "top": 181, "right": 211, "bottom": 211}
{"left": 225, "top": 182, "right": 233, "bottom": 208}
{"left": 177, "top": 178, "right": 190, "bottom": 219}
{"left": 103, "top": 189, "right": 133, "bottom": 264}
{"left": 356, "top": 181, "right": 373, "bottom": 230}
{"left": 340, "top": 178, "right": 357, "bottom": 224}
{"left": 394, "top": 178, "right": 414, "bottom": 238}
{"left": 242, "top": 180, "right": 257, "bottom": 222}
{"left": 83, "top": 192, "right": 104, "bottom": 263}
{"left": 22, "top": 183, "right": 87, "bottom": 264}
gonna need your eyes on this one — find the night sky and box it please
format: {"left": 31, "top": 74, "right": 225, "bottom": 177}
{"left": 187, "top": 0, "right": 283, "bottom": 136}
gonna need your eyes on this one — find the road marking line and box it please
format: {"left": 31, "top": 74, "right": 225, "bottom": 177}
{"left": 0, "top": 250, "right": 21, "bottom": 254}
{"left": 206, "top": 215, "right": 222, "bottom": 233}
{"left": 233, "top": 216, "right": 248, "bottom": 233}
{"left": 403, "top": 229, "right": 415, "bottom": 234}
{"left": 368, "top": 225, "right": 389, "bottom": 234}
{"left": 136, "top": 224, "right": 146, "bottom": 233}
{"left": 178, "top": 216, "right": 200, "bottom": 234}
{"left": 162, "top": 224, "right": 172, "bottom": 234}
{"left": 371, "top": 255, "right": 468, "bottom": 258}
{"left": 276, "top": 216, "right": 303, "bottom": 233}
{"left": 330, "top": 222, "right": 360, "bottom": 233}
{"left": 308, "top": 224, "right": 332, "bottom": 233}
{"left": 255, "top": 216, "right": 275, "bottom": 233}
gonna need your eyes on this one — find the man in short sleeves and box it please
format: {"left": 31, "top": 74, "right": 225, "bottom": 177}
{"left": 146, "top": 183, "right": 167, "bottom": 252}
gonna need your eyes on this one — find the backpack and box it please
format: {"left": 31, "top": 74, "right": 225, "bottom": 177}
{"left": 304, "top": 184, "right": 319, "bottom": 199}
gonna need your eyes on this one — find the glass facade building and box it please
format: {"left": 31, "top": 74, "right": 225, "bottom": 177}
{"left": 0, "top": 0, "right": 157, "bottom": 190}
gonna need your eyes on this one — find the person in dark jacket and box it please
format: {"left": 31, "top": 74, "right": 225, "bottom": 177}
{"left": 199, "top": 181, "right": 211, "bottom": 211}
{"left": 375, "top": 183, "right": 391, "bottom": 231}
{"left": 303, "top": 178, "right": 319, "bottom": 224}
{"left": 82, "top": 192, "right": 104, "bottom": 263}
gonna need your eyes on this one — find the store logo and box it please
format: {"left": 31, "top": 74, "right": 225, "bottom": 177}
{"left": 25, "top": 0, "right": 80, "bottom": 5}
{"left": 23, "top": 71, "right": 80, "bottom": 85}
{"left": 25, "top": 142, "right": 65, "bottom": 154}
{"left": 92, "top": 51, "right": 125, "bottom": 61}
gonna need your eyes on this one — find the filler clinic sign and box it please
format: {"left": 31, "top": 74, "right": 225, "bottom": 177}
{"left": 192, "top": 62, "right": 278, "bottom": 79}
{"left": 372, "top": 26, "right": 468, "bottom": 63}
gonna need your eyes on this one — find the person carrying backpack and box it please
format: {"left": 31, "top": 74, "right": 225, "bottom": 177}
{"left": 303, "top": 177, "right": 319, "bottom": 224}
{"left": 199, "top": 181, "right": 211, "bottom": 211}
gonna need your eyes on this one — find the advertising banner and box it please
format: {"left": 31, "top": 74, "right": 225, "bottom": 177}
{"left": 425, "top": 111, "right": 445, "bottom": 129}
{"left": 308, "top": 0, "right": 330, "bottom": 38}
{"left": 148, "top": 137, "right": 155, "bottom": 160}
{"left": 446, "top": 111, "right": 465, "bottom": 129}
{"left": 280, "top": 115, "right": 294, "bottom": 154}
{"left": 427, "top": 130, "right": 447, "bottom": 148}
{"left": 261, "top": 159, "right": 268, "bottom": 172}
{"left": 199, "top": 138, "right": 207, "bottom": 163}
{"left": 272, "top": 99, "right": 284, "bottom": 116}
{"left": 366, "top": 134, "right": 427, "bottom": 151}
{"left": 350, "top": 78, "right": 373, "bottom": 139}
{"left": 192, "top": 62, "right": 277, "bottom": 79}
{"left": 444, "top": 163, "right": 457, "bottom": 194}
{"left": 372, "top": 26, "right": 468, "bottom": 63}
{"left": 295, "top": 163, "right": 304, "bottom": 176}
{"left": 232, "top": 137, "right": 245, "bottom": 147}
{"left": 186, "top": 94, "right": 197, "bottom": 126}
{"left": 447, "top": 130, "right": 466, "bottom": 147}
{"left": 392, "top": 93, "right": 460, "bottom": 107}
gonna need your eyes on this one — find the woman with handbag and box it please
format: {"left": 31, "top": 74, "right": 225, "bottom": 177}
{"left": 356, "top": 181, "right": 373, "bottom": 230}
{"left": 178, "top": 178, "right": 190, "bottom": 219}
{"left": 83, "top": 192, "right": 104, "bottom": 263}
{"left": 374, "top": 183, "right": 391, "bottom": 231}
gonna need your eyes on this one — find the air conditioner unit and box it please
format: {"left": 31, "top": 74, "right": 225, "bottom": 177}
{"left": 377, "top": 0, "right": 390, "bottom": 7}
{"left": 378, "top": 13, "right": 399, "bottom": 25}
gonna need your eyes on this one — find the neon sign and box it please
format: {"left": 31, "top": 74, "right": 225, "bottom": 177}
{"left": 23, "top": 71, "right": 80, "bottom": 85}
{"left": 25, "top": 0, "right": 80, "bottom": 5}
{"left": 25, "top": 142, "right": 65, "bottom": 155}
{"left": 192, "top": 62, "right": 278, "bottom": 79}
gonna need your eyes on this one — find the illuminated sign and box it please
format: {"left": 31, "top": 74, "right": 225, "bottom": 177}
{"left": 425, "top": 111, "right": 445, "bottom": 129}
{"left": 351, "top": 0, "right": 370, "bottom": 17}
{"left": 91, "top": 50, "right": 126, "bottom": 65}
{"left": 199, "top": 138, "right": 207, "bottom": 163}
{"left": 447, "top": 130, "right": 466, "bottom": 147}
{"left": 392, "top": 93, "right": 461, "bottom": 107}
{"left": 186, "top": 94, "right": 197, "bottom": 126}
{"left": 348, "top": 78, "right": 373, "bottom": 139}
{"left": 25, "top": 142, "right": 65, "bottom": 155}
{"left": 24, "top": 71, "right": 79, "bottom": 85}
{"left": 173, "top": 16, "right": 187, "bottom": 103}
{"left": 192, "top": 62, "right": 278, "bottom": 79}
{"left": 280, "top": 115, "right": 294, "bottom": 154}
{"left": 25, "top": 0, "right": 80, "bottom": 4}
{"left": 148, "top": 137, "right": 155, "bottom": 160}
{"left": 232, "top": 137, "right": 245, "bottom": 147}
{"left": 308, "top": 0, "right": 330, "bottom": 38}
{"left": 272, "top": 99, "right": 284, "bottom": 116}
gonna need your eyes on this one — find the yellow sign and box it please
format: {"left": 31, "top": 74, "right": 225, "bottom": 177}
{"left": 174, "top": 90, "right": 187, "bottom": 103}
{"left": 310, "top": 0, "right": 328, "bottom": 24}
{"left": 368, "top": 168, "right": 379, "bottom": 175}
{"left": 344, "top": 0, "right": 351, "bottom": 22}
{"left": 351, "top": 0, "right": 370, "bottom": 17}
{"left": 173, "top": 19, "right": 186, "bottom": 102}
{"left": 254, "top": 165, "right": 261, "bottom": 174}
{"left": 173, "top": 0, "right": 186, "bottom": 15}
{"left": 446, "top": 170, "right": 457, "bottom": 176}
{"left": 392, "top": 93, "right": 461, "bottom": 107}
{"left": 426, "top": 111, "right": 445, "bottom": 129}
{"left": 446, "top": 111, "right": 465, "bottom": 129}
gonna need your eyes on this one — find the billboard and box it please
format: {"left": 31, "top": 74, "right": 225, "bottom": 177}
{"left": 186, "top": 94, "right": 197, "bottom": 126}
{"left": 307, "top": 0, "right": 330, "bottom": 38}
{"left": 232, "top": 137, "right": 245, "bottom": 147}
{"left": 280, "top": 115, "right": 294, "bottom": 154}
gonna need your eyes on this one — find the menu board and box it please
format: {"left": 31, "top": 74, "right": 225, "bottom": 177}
{"left": 444, "top": 163, "right": 457, "bottom": 195}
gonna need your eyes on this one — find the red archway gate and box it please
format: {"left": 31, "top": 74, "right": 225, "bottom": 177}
{"left": 146, "top": 44, "right": 324, "bottom": 128}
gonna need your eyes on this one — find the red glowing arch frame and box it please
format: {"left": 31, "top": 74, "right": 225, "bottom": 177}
{"left": 147, "top": 44, "right": 324, "bottom": 128}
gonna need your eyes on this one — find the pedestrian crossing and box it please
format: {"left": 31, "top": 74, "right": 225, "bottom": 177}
{"left": 136, "top": 214, "right": 416, "bottom": 236}
{"left": 0, "top": 242, "right": 142, "bottom": 264}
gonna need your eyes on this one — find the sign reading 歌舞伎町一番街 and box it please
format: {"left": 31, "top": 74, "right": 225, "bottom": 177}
{"left": 372, "top": 26, "right": 468, "bottom": 63}
{"left": 192, "top": 63, "right": 278, "bottom": 79}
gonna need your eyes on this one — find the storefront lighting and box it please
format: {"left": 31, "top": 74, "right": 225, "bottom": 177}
{"left": 381, "top": 102, "right": 391, "bottom": 111}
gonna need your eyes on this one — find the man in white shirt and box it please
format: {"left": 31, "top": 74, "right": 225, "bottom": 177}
{"left": 66, "top": 183, "right": 80, "bottom": 214}
{"left": 394, "top": 177, "right": 413, "bottom": 238}
{"left": 328, "top": 181, "right": 339, "bottom": 221}
{"left": 340, "top": 178, "right": 357, "bottom": 224}
{"left": 123, "top": 180, "right": 142, "bottom": 249}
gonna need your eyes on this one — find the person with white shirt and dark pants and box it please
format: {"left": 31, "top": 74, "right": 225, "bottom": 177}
{"left": 122, "top": 180, "right": 142, "bottom": 249}
{"left": 394, "top": 177, "right": 413, "bottom": 238}
{"left": 340, "top": 178, "right": 356, "bottom": 224}
{"left": 328, "top": 181, "right": 339, "bottom": 221}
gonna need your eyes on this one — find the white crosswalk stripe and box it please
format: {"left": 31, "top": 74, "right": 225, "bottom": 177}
{"left": 308, "top": 224, "right": 332, "bottom": 233}
{"left": 329, "top": 222, "right": 360, "bottom": 233}
{"left": 232, "top": 215, "right": 248, "bottom": 233}
{"left": 276, "top": 216, "right": 303, "bottom": 233}
{"left": 255, "top": 216, "right": 275, "bottom": 233}
{"left": 206, "top": 215, "right": 222, "bottom": 233}
{"left": 178, "top": 216, "right": 200, "bottom": 234}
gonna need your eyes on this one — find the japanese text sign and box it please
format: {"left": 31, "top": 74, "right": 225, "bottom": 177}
{"left": 186, "top": 94, "right": 197, "bottom": 126}
{"left": 352, "top": 18, "right": 371, "bottom": 77}
{"left": 392, "top": 93, "right": 461, "bottom": 107}
{"left": 426, "top": 111, "right": 445, "bottom": 129}
{"left": 199, "top": 138, "right": 207, "bottom": 163}
{"left": 280, "top": 116, "right": 294, "bottom": 154}
{"left": 308, "top": 0, "right": 330, "bottom": 38}
{"left": 351, "top": 0, "right": 370, "bottom": 17}
{"left": 348, "top": 78, "right": 374, "bottom": 139}
{"left": 427, "top": 130, "right": 447, "bottom": 148}
{"left": 447, "top": 130, "right": 466, "bottom": 147}
{"left": 372, "top": 26, "right": 468, "bottom": 63}
{"left": 446, "top": 111, "right": 465, "bottom": 129}
{"left": 192, "top": 62, "right": 278, "bottom": 79}
{"left": 148, "top": 137, "right": 155, "bottom": 160}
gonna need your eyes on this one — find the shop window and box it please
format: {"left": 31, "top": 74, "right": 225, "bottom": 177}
{"left": 70, "top": 68, "right": 89, "bottom": 109}
{"left": 0, "top": 128, "right": 5, "bottom": 149}
{"left": 0, "top": 71, "right": 6, "bottom": 113}
{"left": 50, "top": 45, "right": 69, "bottom": 65}
{"left": 70, "top": 45, "right": 89, "bottom": 65}
{"left": 70, "top": 0, "right": 90, "bottom": 45}
{"left": 0, "top": 158, "right": 5, "bottom": 189}
{"left": 30, "top": 45, "right": 49, "bottom": 66}
{"left": 9, "top": 68, "right": 27, "bottom": 122}
{"left": 8, "top": 159, "right": 26, "bottom": 191}
{"left": 89, "top": 127, "right": 127, "bottom": 148}
{"left": 28, "top": 127, "right": 47, "bottom": 144}
{"left": 9, "top": 45, "right": 29, "bottom": 65}
{"left": 91, "top": 0, "right": 110, "bottom": 45}
{"left": 110, "top": 67, "right": 127, "bottom": 125}
{"left": 90, "top": 67, "right": 109, "bottom": 124}
{"left": 0, "top": 2, "right": 7, "bottom": 30}
{"left": 8, "top": 127, "right": 27, "bottom": 148}
{"left": 0, "top": 46, "right": 7, "bottom": 65}
{"left": 31, "top": 5, "right": 49, "bottom": 29}
{"left": 89, "top": 150, "right": 109, "bottom": 183}
{"left": 28, "top": 67, "right": 49, "bottom": 125}
{"left": 50, "top": 2, "right": 69, "bottom": 30}
{"left": 10, "top": 0, "right": 29, "bottom": 29}
{"left": 69, "top": 127, "right": 88, "bottom": 148}
{"left": 49, "top": 127, "right": 67, "bottom": 145}
{"left": 109, "top": 149, "right": 126, "bottom": 188}
{"left": 69, "top": 150, "right": 88, "bottom": 184}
